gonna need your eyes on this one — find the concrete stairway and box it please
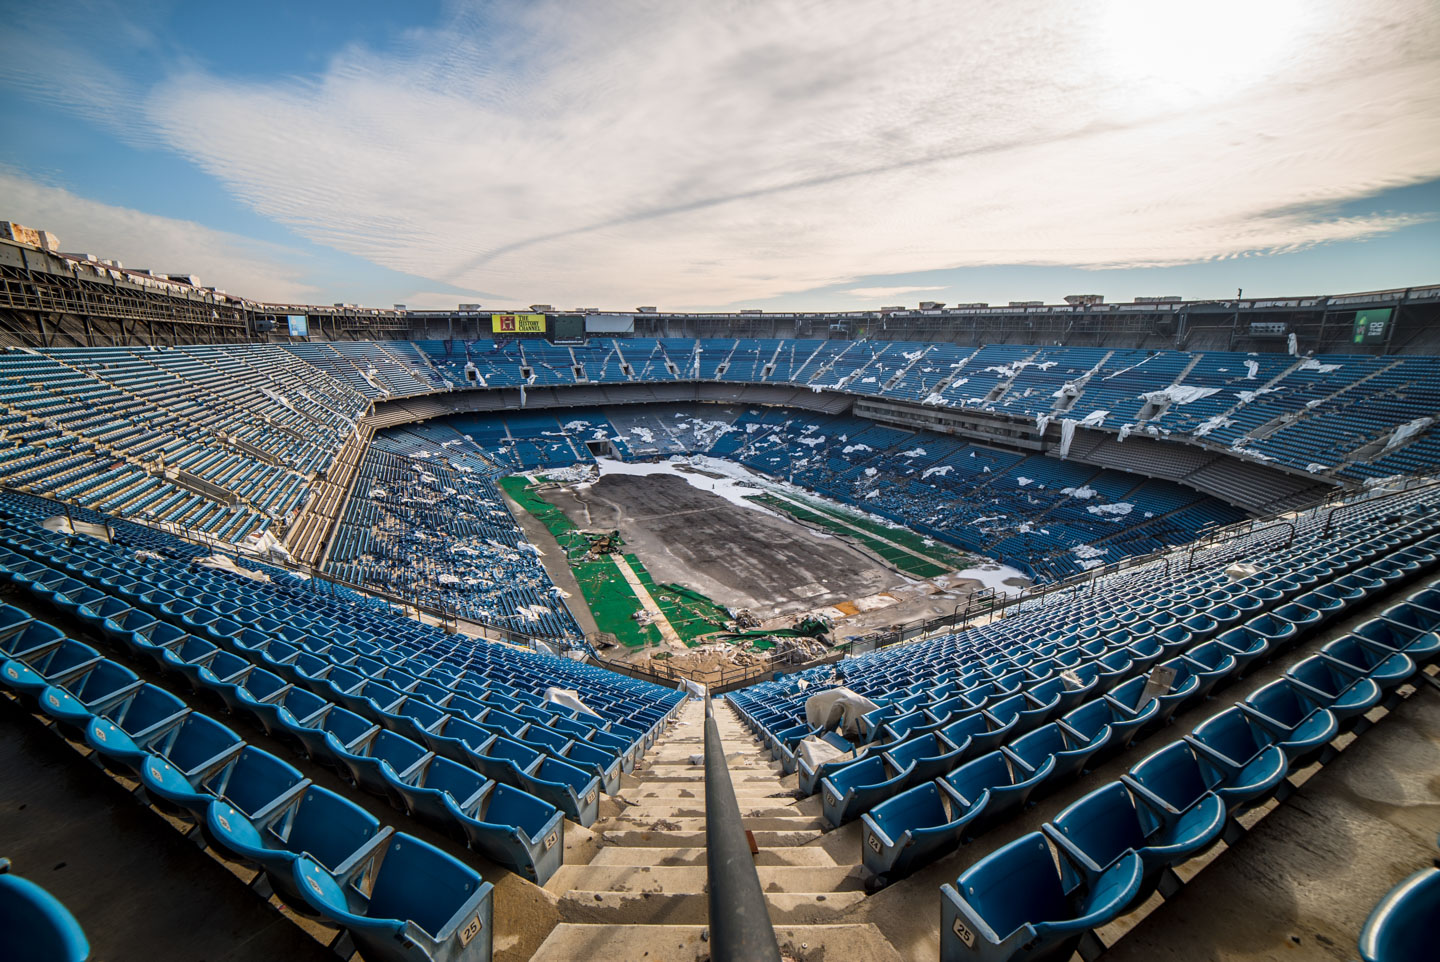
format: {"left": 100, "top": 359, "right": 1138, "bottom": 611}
{"left": 532, "top": 698, "right": 903, "bottom": 961}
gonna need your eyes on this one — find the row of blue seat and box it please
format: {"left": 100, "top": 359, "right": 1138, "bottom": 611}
{"left": 937, "top": 584, "right": 1440, "bottom": 962}
{"left": 0, "top": 532, "right": 611, "bottom": 843}
{"left": 847, "top": 551, "right": 1437, "bottom": 879}
{"left": 0, "top": 608, "right": 496, "bottom": 962}
{"left": 0, "top": 516, "right": 684, "bottom": 882}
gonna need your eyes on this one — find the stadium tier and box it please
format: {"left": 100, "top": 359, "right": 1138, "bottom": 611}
{"left": 2, "top": 326, "right": 1438, "bottom": 962}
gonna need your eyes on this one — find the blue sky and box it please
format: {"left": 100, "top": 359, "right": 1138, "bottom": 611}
{"left": 1, "top": 0, "right": 1437, "bottom": 310}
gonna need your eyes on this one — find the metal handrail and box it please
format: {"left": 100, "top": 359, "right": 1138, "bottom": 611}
{"left": 703, "top": 696, "right": 782, "bottom": 962}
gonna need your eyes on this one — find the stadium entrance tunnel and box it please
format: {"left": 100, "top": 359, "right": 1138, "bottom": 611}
{"left": 584, "top": 439, "right": 617, "bottom": 459}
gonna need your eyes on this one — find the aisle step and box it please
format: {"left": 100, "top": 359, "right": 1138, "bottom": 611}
{"left": 532, "top": 922, "right": 905, "bottom": 962}
{"left": 588, "top": 845, "right": 840, "bottom": 867}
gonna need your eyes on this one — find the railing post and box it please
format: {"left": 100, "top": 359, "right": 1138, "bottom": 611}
{"left": 704, "top": 695, "right": 782, "bottom": 962}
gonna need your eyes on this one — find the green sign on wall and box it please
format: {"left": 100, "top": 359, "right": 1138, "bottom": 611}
{"left": 1354, "top": 308, "right": 1392, "bottom": 344}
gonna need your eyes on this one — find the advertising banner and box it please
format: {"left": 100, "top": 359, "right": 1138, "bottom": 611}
{"left": 492, "top": 313, "right": 546, "bottom": 334}
{"left": 1353, "top": 308, "right": 1391, "bottom": 344}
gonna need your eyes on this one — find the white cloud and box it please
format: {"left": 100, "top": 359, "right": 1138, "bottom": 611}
{"left": 392, "top": 290, "right": 496, "bottom": 310}
{"left": 0, "top": 171, "right": 318, "bottom": 302}
{"left": 839, "top": 286, "right": 947, "bottom": 300}
{"left": 11, "top": 0, "right": 1440, "bottom": 308}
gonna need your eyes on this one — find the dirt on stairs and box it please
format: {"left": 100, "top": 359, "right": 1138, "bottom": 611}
{"left": 531, "top": 697, "right": 903, "bottom": 962}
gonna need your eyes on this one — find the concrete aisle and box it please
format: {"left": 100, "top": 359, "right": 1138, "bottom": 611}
{"left": 532, "top": 697, "right": 903, "bottom": 961}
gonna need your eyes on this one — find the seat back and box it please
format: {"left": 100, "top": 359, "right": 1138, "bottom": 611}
{"left": 1049, "top": 782, "right": 1148, "bottom": 868}
{"left": 370, "top": 729, "right": 429, "bottom": 770}
{"left": 320, "top": 706, "right": 375, "bottom": 747}
{"left": 276, "top": 686, "right": 327, "bottom": 722}
{"left": 1009, "top": 723, "right": 1066, "bottom": 769}
{"left": 67, "top": 659, "right": 139, "bottom": 702}
{"left": 210, "top": 747, "right": 306, "bottom": 815}
{"left": 1244, "top": 679, "right": 1312, "bottom": 727}
{"left": 286, "top": 787, "right": 384, "bottom": 870}
{"left": 944, "top": 750, "right": 1015, "bottom": 802}
{"left": 161, "top": 714, "right": 242, "bottom": 771}
{"left": 1129, "top": 741, "right": 1209, "bottom": 809}
{"left": 958, "top": 833, "right": 1068, "bottom": 938}
{"left": 1191, "top": 707, "right": 1266, "bottom": 764}
{"left": 366, "top": 835, "right": 483, "bottom": 938}
{"left": 483, "top": 783, "right": 558, "bottom": 836}
{"left": 420, "top": 754, "right": 488, "bottom": 802}
{"left": 105, "top": 683, "right": 187, "bottom": 733}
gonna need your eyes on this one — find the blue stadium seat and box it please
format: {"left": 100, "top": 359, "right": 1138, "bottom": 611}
{"left": 1283, "top": 656, "right": 1382, "bottom": 728}
{"left": 1061, "top": 696, "right": 1160, "bottom": 763}
{"left": 1006, "top": 720, "right": 1111, "bottom": 794}
{"left": 84, "top": 683, "right": 191, "bottom": 775}
{"left": 882, "top": 731, "right": 968, "bottom": 785}
{"left": 137, "top": 714, "right": 245, "bottom": 820}
{"left": 1236, "top": 679, "right": 1339, "bottom": 766}
{"left": 291, "top": 833, "right": 494, "bottom": 962}
{"left": 821, "top": 754, "right": 916, "bottom": 826}
{"left": 207, "top": 785, "right": 393, "bottom": 915}
{"left": 860, "top": 779, "right": 981, "bottom": 881}
{"left": 1359, "top": 868, "right": 1440, "bottom": 962}
{"left": 0, "top": 858, "right": 90, "bottom": 962}
{"left": 1045, "top": 781, "right": 1224, "bottom": 911}
{"left": 941, "top": 749, "right": 1054, "bottom": 836}
{"left": 38, "top": 659, "right": 142, "bottom": 733}
{"left": 1126, "top": 738, "right": 1282, "bottom": 817}
{"left": 2, "top": 638, "right": 103, "bottom": 709}
{"left": 1320, "top": 636, "right": 1417, "bottom": 692}
{"left": 940, "top": 832, "right": 1143, "bottom": 962}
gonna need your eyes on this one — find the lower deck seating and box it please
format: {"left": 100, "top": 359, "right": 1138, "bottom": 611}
{"left": 938, "top": 588, "right": 1440, "bottom": 961}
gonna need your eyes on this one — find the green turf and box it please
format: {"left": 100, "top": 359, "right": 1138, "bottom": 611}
{"left": 629, "top": 559, "right": 733, "bottom": 642}
{"left": 746, "top": 493, "right": 955, "bottom": 579}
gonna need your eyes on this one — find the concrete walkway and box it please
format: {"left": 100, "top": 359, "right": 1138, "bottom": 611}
{"left": 532, "top": 698, "right": 904, "bottom": 961}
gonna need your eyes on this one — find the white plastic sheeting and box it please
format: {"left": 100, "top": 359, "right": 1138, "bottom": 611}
{"left": 804, "top": 687, "right": 879, "bottom": 736}
{"left": 1138, "top": 385, "right": 1220, "bottom": 406}
{"left": 1195, "top": 415, "right": 1234, "bottom": 437}
{"left": 545, "top": 687, "right": 603, "bottom": 717}
{"left": 1059, "top": 418, "right": 1078, "bottom": 458}
{"left": 196, "top": 555, "right": 270, "bottom": 582}
{"left": 1383, "top": 416, "right": 1433, "bottom": 453}
{"left": 796, "top": 736, "right": 865, "bottom": 771}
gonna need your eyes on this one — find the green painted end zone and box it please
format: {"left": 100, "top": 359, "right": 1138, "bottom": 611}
{"left": 500, "top": 475, "right": 729, "bottom": 648}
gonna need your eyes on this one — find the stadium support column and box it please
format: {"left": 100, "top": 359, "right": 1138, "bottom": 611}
{"left": 1384, "top": 302, "right": 1401, "bottom": 355}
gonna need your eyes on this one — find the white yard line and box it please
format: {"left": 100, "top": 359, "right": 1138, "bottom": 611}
{"left": 610, "top": 554, "right": 685, "bottom": 648}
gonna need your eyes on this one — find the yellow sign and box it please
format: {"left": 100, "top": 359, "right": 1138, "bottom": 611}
{"left": 491, "top": 313, "right": 546, "bottom": 334}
